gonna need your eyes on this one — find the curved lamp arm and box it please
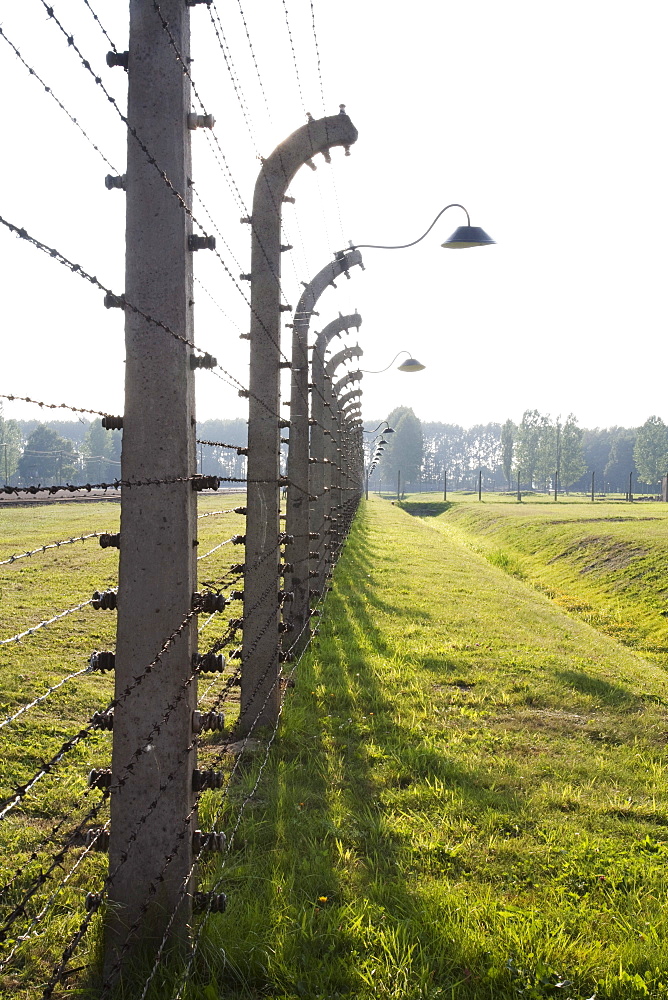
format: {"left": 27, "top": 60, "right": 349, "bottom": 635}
{"left": 361, "top": 350, "right": 410, "bottom": 374}
{"left": 348, "top": 203, "right": 470, "bottom": 252}
{"left": 363, "top": 421, "right": 391, "bottom": 435}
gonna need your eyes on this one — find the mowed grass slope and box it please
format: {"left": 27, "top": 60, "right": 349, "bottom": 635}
{"left": 199, "top": 497, "right": 668, "bottom": 1000}
{"left": 403, "top": 492, "right": 668, "bottom": 665}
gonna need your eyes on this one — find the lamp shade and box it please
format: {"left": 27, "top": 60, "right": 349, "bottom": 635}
{"left": 397, "top": 357, "right": 426, "bottom": 372}
{"left": 441, "top": 225, "right": 495, "bottom": 249}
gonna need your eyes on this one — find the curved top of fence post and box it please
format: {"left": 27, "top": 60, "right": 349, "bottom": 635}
{"left": 313, "top": 311, "right": 363, "bottom": 357}
{"left": 252, "top": 112, "right": 359, "bottom": 271}
{"left": 333, "top": 369, "right": 364, "bottom": 394}
{"left": 325, "top": 343, "right": 364, "bottom": 378}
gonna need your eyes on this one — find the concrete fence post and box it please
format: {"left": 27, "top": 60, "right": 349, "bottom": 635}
{"left": 310, "top": 313, "right": 362, "bottom": 591}
{"left": 106, "top": 0, "right": 197, "bottom": 968}
{"left": 331, "top": 368, "right": 362, "bottom": 554}
{"left": 241, "top": 111, "right": 358, "bottom": 732}
{"left": 285, "top": 253, "right": 363, "bottom": 644}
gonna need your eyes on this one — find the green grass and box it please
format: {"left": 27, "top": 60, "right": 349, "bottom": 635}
{"left": 3, "top": 496, "right": 668, "bottom": 998}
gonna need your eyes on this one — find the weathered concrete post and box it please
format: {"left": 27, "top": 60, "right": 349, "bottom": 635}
{"left": 285, "top": 253, "right": 363, "bottom": 643}
{"left": 328, "top": 359, "right": 362, "bottom": 524}
{"left": 310, "top": 313, "right": 362, "bottom": 592}
{"left": 106, "top": 0, "right": 198, "bottom": 966}
{"left": 337, "top": 408, "right": 362, "bottom": 542}
{"left": 330, "top": 369, "right": 362, "bottom": 560}
{"left": 241, "top": 110, "right": 358, "bottom": 732}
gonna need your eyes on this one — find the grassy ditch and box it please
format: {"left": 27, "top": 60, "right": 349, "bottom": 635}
{"left": 401, "top": 493, "right": 668, "bottom": 665}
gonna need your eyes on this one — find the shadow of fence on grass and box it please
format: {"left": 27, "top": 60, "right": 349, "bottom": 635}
{"left": 203, "top": 504, "right": 539, "bottom": 998}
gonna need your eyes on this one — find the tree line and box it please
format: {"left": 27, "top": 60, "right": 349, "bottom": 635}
{"left": 4, "top": 406, "right": 668, "bottom": 493}
{"left": 367, "top": 407, "right": 668, "bottom": 495}
{"left": 0, "top": 411, "right": 248, "bottom": 485}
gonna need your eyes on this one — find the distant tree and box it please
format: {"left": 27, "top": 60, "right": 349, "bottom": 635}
{"left": 501, "top": 419, "right": 515, "bottom": 487}
{"left": 634, "top": 416, "right": 668, "bottom": 488}
{"left": 197, "top": 418, "right": 247, "bottom": 479}
{"left": 515, "top": 410, "right": 543, "bottom": 487}
{"left": 420, "top": 422, "right": 467, "bottom": 487}
{"left": 533, "top": 414, "right": 558, "bottom": 490}
{"left": 560, "top": 414, "right": 586, "bottom": 488}
{"left": 575, "top": 427, "right": 615, "bottom": 491}
{"left": 465, "top": 424, "right": 502, "bottom": 474}
{"left": 15, "top": 419, "right": 89, "bottom": 446}
{"left": 604, "top": 430, "right": 637, "bottom": 492}
{"left": 17, "top": 424, "right": 79, "bottom": 484}
{"left": 82, "top": 420, "right": 121, "bottom": 482}
{"left": 378, "top": 407, "right": 423, "bottom": 491}
{"left": 0, "top": 406, "right": 22, "bottom": 484}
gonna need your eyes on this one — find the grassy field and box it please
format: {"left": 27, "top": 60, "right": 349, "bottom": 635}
{"left": 2, "top": 495, "right": 668, "bottom": 998}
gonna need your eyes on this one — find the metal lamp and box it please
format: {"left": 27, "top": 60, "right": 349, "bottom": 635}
{"left": 397, "top": 357, "right": 426, "bottom": 372}
{"left": 344, "top": 203, "right": 494, "bottom": 255}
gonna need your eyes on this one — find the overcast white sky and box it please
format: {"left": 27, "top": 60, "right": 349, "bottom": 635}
{"left": 1, "top": 1, "right": 666, "bottom": 432}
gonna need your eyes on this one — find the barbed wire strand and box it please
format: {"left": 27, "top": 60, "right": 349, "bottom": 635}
{"left": 41, "top": 894, "right": 102, "bottom": 998}
{"left": 0, "top": 532, "right": 105, "bottom": 567}
{"left": 80, "top": 0, "right": 119, "bottom": 52}
{"left": 197, "top": 535, "right": 237, "bottom": 562}
{"left": 0, "top": 215, "right": 285, "bottom": 424}
{"left": 308, "top": 0, "right": 346, "bottom": 243}
{"left": 196, "top": 439, "right": 244, "bottom": 451}
{"left": 102, "top": 625, "right": 286, "bottom": 996}
{"left": 149, "top": 1, "right": 302, "bottom": 328}
{"left": 232, "top": 0, "right": 274, "bottom": 123}
{"left": 0, "top": 665, "right": 92, "bottom": 732}
{"left": 197, "top": 507, "right": 245, "bottom": 519}
{"left": 0, "top": 26, "right": 119, "bottom": 173}
{"left": 193, "top": 277, "right": 244, "bottom": 335}
{"left": 0, "top": 820, "right": 110, "bottom": 972}
{"left": 191, "top": 186, "right": 243, "bottom": 270}
{"left": 0, "top": 469, "right": 290, "bottom": 497}
{"left": 0, "top": 392, "right": 119, "bottom": 420}
{"left": 0, "top": 723, "right": 96, "bottom": 822}
{"left": 0, "top": 599, "right": 94, "bottom": 648}
{"left": 170, "top": 596, "right": 327, "bottom": 999}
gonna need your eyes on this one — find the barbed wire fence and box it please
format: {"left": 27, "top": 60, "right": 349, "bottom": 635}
{"left": 0, "top": 0, "right": 365, "bottom": 995}
{"left": 0, "top": 0, "right": 361, "bottom": 998}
